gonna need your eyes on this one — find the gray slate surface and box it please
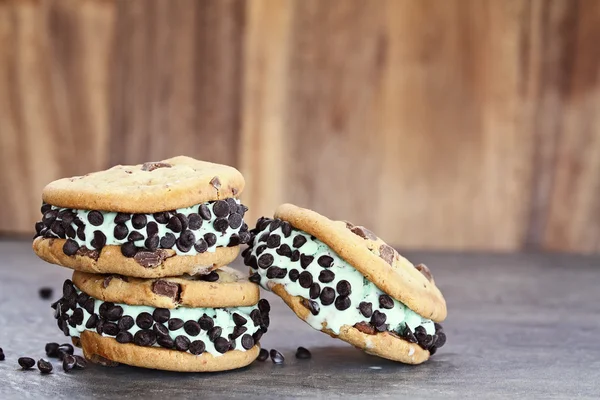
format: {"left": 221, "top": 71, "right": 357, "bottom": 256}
{"left": 0, "top": 239, "right": 599, "bottom": 399}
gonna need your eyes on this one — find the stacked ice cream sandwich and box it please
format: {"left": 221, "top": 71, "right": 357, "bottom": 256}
{"left": 32, "top": 156, "right": 270, "bottom": 372}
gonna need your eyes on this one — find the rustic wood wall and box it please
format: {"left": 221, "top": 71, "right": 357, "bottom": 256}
{"left": 1, "top": 0, "right": 600, "bottom": 253}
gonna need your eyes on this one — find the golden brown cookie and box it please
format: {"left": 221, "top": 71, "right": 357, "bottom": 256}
{"left": 53, "top": 279, "right": 270, "bottom": 372}
{"left": 243, "top": 204, "right": 447, "bottom": 364}
{"left": 33, "top": 238, "right": 239, "bottom": 278}
{"left": 80, "top": 331, "right": 260, "bottom": 372}
{"left": 42, "top": 156, "right": 245, "bottom": 212}
{"left": 72, "top": 267, "right": 260, "bottom": 309}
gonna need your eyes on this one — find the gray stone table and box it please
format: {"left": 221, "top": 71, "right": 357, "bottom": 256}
{"left": 1, "top": 239, "right": 599, "bottom": 399}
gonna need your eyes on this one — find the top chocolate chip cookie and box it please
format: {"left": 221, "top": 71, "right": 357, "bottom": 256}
{"left": 42, "top": 156, "right": 245, "bottom": 213}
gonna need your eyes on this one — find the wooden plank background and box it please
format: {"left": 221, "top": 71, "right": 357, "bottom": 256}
{"left": 1, "top": 0, "right": 600, "bottom": 253}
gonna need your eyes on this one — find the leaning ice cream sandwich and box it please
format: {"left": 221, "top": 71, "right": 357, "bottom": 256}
{"left": 33, "top": 156, "right": 250, "bottom": 278}
{"left": 53, "top": 268, "right": 270, "bottom": 372}
{"left": 243, "top": 204, "right": 447, "bottom": 364}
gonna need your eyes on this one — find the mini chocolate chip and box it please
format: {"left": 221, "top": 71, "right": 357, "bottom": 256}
{"left": 213, "top": 200, "right": 230, "bottom": 218}
{"left": 250, "top": 309, "right": 262, "bottom": 326}
{"left": 435, "top": 331, "right": 446, "bottom": 348}
{"left": 280, "top": 222, "right": 292, "bottom": 238}
{"left": 249, "top": 272, "right": 261, "bottom": 283}
{"left": 266, "top": 235, "right": 281, "bottom": 248}
{"left": 85, "top": 314, "right": 98, "bottom": 329}
{"left": 233, "top": 313, "right": 247, "bottom": 326}
{"left": 302, "top": 299, "right": 320, "bottom": 316}
{"left": 295, "top": 347, "right": 311, "bottom": 359}
{"left": 76, "top": 226, "right": 86, "bottom": 241}
{"left": 45, "top": 343, "right": 60, "bottom": 358}
{"left": 51, "top": 221, "right": 65, "bottom": 237}
{"left": 186, "top": 213, "right": 202, "bottom": 230}
{"left": 257, "top": 348, "right": 269, "bottom": 361}
{"left": 319, "top": 287, "right": 335, "bottom": 305}
{"left": 199, "top": 204, "right": 212, "bottom": 220}
{"left": 289, "top": 269, "right": 300, "bottom": 282}
{"left": 200, "top": 271, "right": 219, "bottom": 282}
{"left": 336, "top": 280, "right": 352, "bottom": 296}
{"left": 334, "top": 295, "right": 351, "bottom": 311}
{"left": 174, "top": 335, "right": 191, "bottom": 351}
{"left": 237, "top": 204, "right": 248, "bottom": 215}
{"left": 225, "top": 198, "right": 238, "bottom": 212}
{"left": 419, "top": 334, "right": 434, "bottom": 349}
{"left": 95, "top": 319, "right": 104, "bottom": 335}
{"left": 204, "top": 233, "right": 217, "bottom": 247}
{"left": 258, "top": 233, "right": 269, "bottom": 243}
{"left": 132, "top": 214, "right": 147, "bottom": 229}
{"left": 379, "top": 294, "right": 394, "bottom": 309}
{"left": 145, "top": 235, "right": 159, "bottom": 251}
{"left": 309, "top": 283, "right": 321, "bottom": 299}
{"left": 300, "top": 254, "right": 314, "bottom": 269}
{"left": 359, "top": 301, "right": 373, "bottom": 318}
{"left": 153, "top": 212, "right": 170, "bottom": 224}
{"left": 71, "top": 308, "right": 84, "bottom": 325}
{"left": 255, "top": 244, "right": 267, "bottom": 255}
{"left": 99, "top": 302, "right": 112, "bottom": 317}
{"left": 189, "top": 340, "right": 206, "bottom": 355}
{"left": 257, "top": 253, "right": 274, "bottom": 269}
{"left": 160, "top": 232, "right": 176, "bottom": 248}
{"left": 198, "top": 315, "right": 214, "bottom": 330}
{"left": 35, "top": 221, "right": 45, "bottom": 235}
{"left": 318, "top": 270, "right": 335, "bottom": 283}
{"left": 121, "top": 242, "right": 137, "bottom": 257}
{"left": 371, "top": 310, "right": 387, "bottom": 326}
{"left": 248, "top": 255, "right": 258, "bottom": 270}
{"left": 176, "top": 230, "right": 195, "bottom": 252}
{"left": 127, "top": 231, "right": 144, "bottom": 242}
{"left": 241, "top": 334, "right": 255, "bottom": 350}
{"left": 176, "top": 213, "right": 188, "bottom": 231}
{"left": 166, "top": 216, "right": 182, "bottom": 233}
{"left": 146, "top": 221, "right": 159, "bottom": 237}
{"left": 118, "top": 315, "right": 134, "bottom": 330}
{"left": 62, "top": 354, "right": 76, "bottom": 372}
{"left": 260, "top": 314, "right": 270, "bottom": 330}
{"left": 63, "top": 280, "right": 75, "bottom": 298}
{"left": 63, "top": 239, "right": 80, "bottom": 256}
{"left": 270, "top": 349, "right": 284, "bottom": 364}
{"left": 276, "top": 244, "right": 292, "bottom": 257}
{"left": 65, "top": 225, "right": 76, "bottom": 239}
{"left": 76, "top": 291, "right": 89, "bottom": 306}
{"left": 208, "top": 326, "right": 222, "bottom": 342}
{"left": 136, "top": 312, "right": 154, "bottom": 329}
{"left": 258, "top": 299, "right": 271, "bottom": 314}
{"left": 231, "top": 325, "right": 247, "bottom": 340}
{"left": 318, "top": 255, "right": 334, "bottom": 268}
{"left": 157, "top": 336, "right": 174, "bottom": 349}
{"left": 292, "top": 236, "right": 307, "bottom": 249}
{"left": 168, "top": 318, "right": 184, "bottom": 331}
{"left": 184, "top": 320, "right": 201, "bottom": 336}
{"left": 105, "top": 305, "right": 123, "bottom": 321}
{"left": 37, "top": 358, "right": 53, "bottom": 374}
{"left": 228, "top": 213, "right": 243, "bottom": 229}
{"left": 213, "top": 218, "right": 229, "bottom": 233}
{"left": 379, "top": 244, "right": 396, "bottom": 266}
{"left": 193, "top": 238, "right": 208, "bottom": 253}
{"left": 134, "top": 330, "right": 156, "bottom": 346}
{"left": 41, "top": 203, "right": 52, "bottom": 214}
{"left": 87, "top": 211, "right": 104, "bottom": 226}
{"left": 151, "top": 280, "right": 180, "bottom": 301}
{"left": 299, "top": 271, "right": 313, "bottom": 288}
{"left": 429, "top": 346, "right": 437, "bottom": 355}
{"left": 91, "top": 231, "right": 107, "bottom": 250}
{"left": 116, "top": 331, "right": 133, "bottom": 344}
{"left": 253, "top": 329, "right": 264, "bottom": 342}
{"left": 401, "top": 325, "right": 418, "bottom": 343}
{"left": 214, "top": 337, "right": 229, "bottom": 354}
{"left": 149, "top": 309, "right": 169, "bottom": 325}
{"left": 153, "top": 322, "right": 169, "bottom": 337}
{"left": 239, "top": 230, "right": 251, "bottom": 244}
{"left": 114, "top": 213, "right": 130, "bottom": 224}
{"left": 114, "top": 223, "right": 129, "bottom": 240}
{"left": 103, "top": 322, "right": 119, "bottom": 336}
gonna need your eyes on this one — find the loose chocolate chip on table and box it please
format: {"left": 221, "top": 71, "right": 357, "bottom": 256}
{"left": 302, "top": 299, "right": 320, "bottom": 316}
{"left": 45, "top": 343, "right": 60, "bottom": 358}
{"left": 233, "top": 313, "right": 247, "bottom": 326}
{"left": 189, "top": 340, "right": 206, "bottom": 355}
{"left": 319, "top": 287, "right": 335, "bottom": 305}
{"left": 134, "top": 330, "right": 157, "bottom": 347}
{"left": 127, "top": 231, "right": 144, "bottom": 243}
{"left": 213, "top": 200, "right": 230, "bottom": 218}
{"left": 168, "top": 318, "right": 184, "bottom": 331}
{"left": 39, "top": 287, "right": 53, "bottom": 300}
{"left": 298, "top": 271, "right": 313, "bottom": 288}
{"left": 214, "top": 337, "right": 229, "bottom": 354}
{"left": 103, "top": 322, "right": 119, "bottom": 336}
{"left": 200, "top": 271, "right": 219, "bottom": 282}
{"left": 184, "top": 320, "right": 201, "bottom": 336}
{"left": 289, "top": 269, "right": 300, "bottom": 282}
{"left": 359, "top": 301, "right": 373, "bottom": 318}
{"left": 228, "top": 213, "right": 243, "bottom": 229}
{"left": 266, "top": 235, "right": 281, "bottom": 249}
{"left": 153, "top": 212, "right": 170, "bottom": 224}
{"left": 166, "top": 216, "right": 183, "bottom": 233}
{"left": 296, "top": 347, "right": 311, "bottom": 359}
{"left": 208, "top": 326, "right": 223, "bottom": 342}
{"left": 249, "top": 272, "right": 261, "bottom": 283}
{"left": 266, "top": 266, "right": 287, "bottom": 279}
{"left": 270, "top": 349, "right": 284, "bottom": 364}
{"left": 152, "top": 308, "right": 170, "bottom": 324}
{"left": 121, "top": 242, "right": 137, "bottom": 257}
{"left": 258, "top": 299, "right": 271, "bottom": 313}
{"left": 0, "top": 348, "right": 5, "bottom": 361}
{"left": 157, "top": 336, "right": 174, "bottom": 349}
{"left": 379, "top": 294, "right": 394, "bottom": 309}
{"left": 74, "top": 355, "right": 87, "bottom": 369}
{"left": 153, "top": 322, "right": 169, "bottom": 337}
{"left": 199, "top": 204, "right": 212, "bottom": 220}
{"left": 37, "top": 359, "right": 53, "bottom": 374}
{"left": 136, "top": 312, "right": 154, "bottom": 330}
{"left": 257, "top": 348, "right": 269, "bottom": 361}
{"left": 151, "top": 280, "right": 180, "bottom": 301}
{"left": 63, "top": 354, "right": 76, "bottom": 372}
{"left": 378, "top": 244, "right": 396, "bottom": 266}
{"left": 276, "top": 244, "right": 292, "bottom": 257}
{"left": 309, "top": 283, "right": 321, "bottom": 299}
{"left": 371, "top": 310, "right": 387, "bottom": 326}
{"left": 241, "top": 334, "right": 255, "bottom": 350}
{"left": 199, "top": 315, "right": 214, "bottom": 330}
{"left": 318, "top": 270, "right": 335, "bottom": 283}
{"left": 334, "top": 295, "right": 351, "bottom": 311}
{"left": 18, "top": 357, "right": 35, "bottom": 369}
{"left": 318, "top": 255, "right": 334, "bottom": 268}
{"left": 300, "top": 254, "right": 314, "bottom": 269}
{"left": 131, "top": 214, "right": 147, "bottom": 229}
{"left": 118, "top": 315, "right": 134, "bottom": 330}
{"left": 213, "top": 218, "right": 229, "bottom": 233}
{"left": 336, "top": 280, "right": 352, "bottom": 296}
{"left": 204, "top": 233, "right": 217, "bottom": 247}
{"left": 114, "top": 212, "right": 130, "bottom": 224}
{"left": 174, "top": 335, "right": 191, "bottom": 351}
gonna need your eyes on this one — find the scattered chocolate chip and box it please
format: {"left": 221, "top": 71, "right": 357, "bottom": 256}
{"left": 378, "top": 244, "right": 396, "bottom": 266}
{"left": 136, "top": 312, "right": 154, "bottom": 329}
{"left": 266, "top": 235, "right": 281, "bottom": 249}
{"left": 118, "top": 316, "right": 134, "bottom": 330}
{"left": 336, "top": 280, "right": 352, "bottom": 296}
{"left": 214, "top": 337, "right": 229, "bottom": 353}
{"left": 189, "top": 340, "right": 206, "bottom": 355}
{"left": 174, "top": 335, "right": 191, "bottom": 351}
{"left": 134, "top": 330, "right": 156, "bottom": 346}
{"left": 270, "top": 349, "right": 284, "bottom": 364}
{"left": 154, "top": 335, "right": 172, "bottom": 349}
{"left": 289, "top": 269, "right": 300, "bottom": 282}
{"left": 319, "top": 287, "right": 335, "bottom": 305}
{"left": 198, "top": 315, "right": 214, "bottom": 331}
{"left": 74, "top": 355, "right": 87, "bottom": 369}
{"left": 151, "top": 322, "right": 168, "bottom": 338}
{"left": 50, "top": 221, "right": 66, "bottom": 237}
{"left": 359, "top": 301, "right": 373, "bottom": 318}
{"left": 37, "top": 358, "right": 53, "bottom": 374}
{"left": 193, "top": 238, "right": 208, "bottom": 253}
{"left": 184, "top": 320, "right": 201, "bottom": 336}
{"left": 113, "top": 223, "right": 128, "bottom": 240}
{"left": 300, "top": 254, "right": 314, "bottom": 269}
{"left": 44, "top": 343, "right": 59, "bottom": 358}
{"left": 63, "top": 280, "right": 75, "bottom": 299}
{"left": 62, "top": 354, "right": 76, "bottom": 372}
{"left": 184, "top": 213, "right": 201, "bottom": 231}
{"left": 295, "top": 347, "right": 311, "bottom": 359}
{"left": 121, "top": 242, "right": 137, "bottom": 257}
{"left": 39, "top": 287, "right": 53, "bottom": 300}
{"left": 302, "top": 299, "right": 320, "bottom": 316}
{"left": 87, "top": 211, "right": 104, "bottom": 226}
{"left": 65, "top": 225, "right": 76, "bottom": 239}
{"left": 258, "top": 253, "right": 274, "bottom": 269}
{"left": 257, "top": 348, "right": 269, "bottom": 361}
{"left": 334, "top": 295, "right": 351, "bottom": 311}
{"left": 168, "top": 318, "right": 184, "bottom": 331}
{"left": 71, "top": 308, "right": 84, "bottom": 324}
{"left": 379, "top": 294, "right": 394, "bottom": 309}
{"left": 291, "top": 236, "right": 306, "bottom": 249}
{"left": 266, "top": 266, "right": 287, "bottom": 279}
{"left": 41, "top": 204, "right": 52, "bottom": 214}
{"left": 19, "top": 357, "right": 35, "bottom": 369}
{"left": 204, "top": 233, "right": 217, "bottom": 247}
{"left": 76, "top": 226, "right": 86, "bottom": 241}
{"left": 268, "top": 219, "right": 282, "bottom": 232}
{"left": 153, "top": 212, "right": 170, "bottom": 224}
{"left": 239, "top": 230, "right": 251, "bottom": 244}
{"left": 127, "top": 231, "right": 144, "bottom": 242}
{"left": 318, "top": 255, "right": 334, "bottom": 268}
{"left": 141, "top": 161, "right": 172, "bottom": 171}
{"left": 309, "top": 283, "right": 321, "bottom": 299}
{"left": 84, "top": 297, "right": 95, "bottom": 314}
{"left": 371, "top": 310, "right": 387, "bottom": 326}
